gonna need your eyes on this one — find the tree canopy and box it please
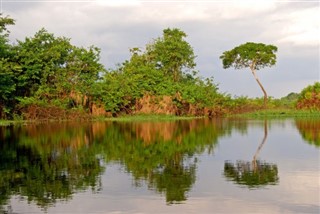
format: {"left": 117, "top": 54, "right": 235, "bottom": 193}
{"left": 220, "top": 42, "right": 277, "bottom": 70}
{"left": 146, "top": 28, "right": 196, "bottom": 81}
{"left": 0, "top": 14, "right": 17, "bottom": 118}
{"left": 220, "top": 42, "right": 278, "bottom": 107}
{"left": 1, "top": 14, "right": 226, "bottom": 119}
{"left": 95, "top": 27, "right": 220, "bottom": 115}
{"left": 0, "top": 14, "right": 106, "bottom": 119}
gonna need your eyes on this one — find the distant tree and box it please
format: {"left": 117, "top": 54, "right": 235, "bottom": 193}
{"left": 220, "top": 42, "right": 278, "bottom": 107}
{"left": 279, "top": 92, "right": 299, "bottom": 108}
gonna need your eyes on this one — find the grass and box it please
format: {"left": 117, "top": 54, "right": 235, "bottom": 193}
{"left": 235, "top": 109, "right": 320, "bottom": 119}
{"left": 0, "top": 120, "right": 16, "bottom": 126}
{"left": 1, "top": 110, "right": 320, "bottom": 126}
{"left": 102, "top": 114, "right": 202, "bottom": 122}
{"left": 0, "top": 114, "right": 200, "bottom": 126}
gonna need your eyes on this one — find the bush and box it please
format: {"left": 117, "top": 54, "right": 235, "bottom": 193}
{"left": 296, "top": 82, "right": 320, "bottom": 110}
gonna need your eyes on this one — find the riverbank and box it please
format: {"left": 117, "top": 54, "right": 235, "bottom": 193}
{"left": 0, "top": 114, "right": 202, "bottom": 126}
{"left": 1, "top": 109, "right": 320, "bottom": 126}
{"left": 102, "top": 114, "right": 203, "bottom": 122}
{"left": 233, "top": 109, "right": 320, "bottom": 119}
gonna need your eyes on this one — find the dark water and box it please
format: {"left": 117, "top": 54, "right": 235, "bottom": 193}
{"left": 0, "top": 118, "right": 319, "bottom": 214}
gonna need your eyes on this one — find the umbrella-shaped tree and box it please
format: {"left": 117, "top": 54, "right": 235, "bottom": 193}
{"left": 220, "top": 42, "right": 278, "bottom": 107}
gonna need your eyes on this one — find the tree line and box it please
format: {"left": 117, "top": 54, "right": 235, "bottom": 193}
{"left": 0, "top": 14, "right": 225, "bottom": 119}
{"left": 0, "top": 14, "right": 318, "bottom": 120}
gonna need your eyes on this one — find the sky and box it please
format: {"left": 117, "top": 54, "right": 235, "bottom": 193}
{"left": 1, "top": 0, "right": 319, "bottom": 98}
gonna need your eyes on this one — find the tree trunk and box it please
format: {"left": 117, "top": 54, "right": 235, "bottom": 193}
{"left": 252, "top": 120, "right": 268, "bottom": 171}
{"left": 250, "top": 68, "right": 268, "bottom": 108}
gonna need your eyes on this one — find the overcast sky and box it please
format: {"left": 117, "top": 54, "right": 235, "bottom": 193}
{"left": 1, "top": 0, "right": 319, "bottom": 98}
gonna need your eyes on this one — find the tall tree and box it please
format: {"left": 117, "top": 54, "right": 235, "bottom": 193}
{"left": 220, "top": 42, "right": 277, "bottom": 107}
{"left": 147, "top": 28, "right": 196, "bottom": 82}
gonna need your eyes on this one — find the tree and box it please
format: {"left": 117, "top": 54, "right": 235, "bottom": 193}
{"left": 0, "top": 14, "right": 14, "bottom": 57}
{"left": 0, "top": 14, "right": 18, "bottom": 118}
{"left": 14, "top": 28, "right": 104, "bottom": 108}
{"left": 296, "top": 82, "right": 320, "bottom": 110}
{"left": 220, "top": 42, "right": 278, "bottom": 107}
{"left": 98, "top": 28, "right": 201, "bottom": 114}
{"left": 146, "top": 28, "right": 196, "bottom": 82}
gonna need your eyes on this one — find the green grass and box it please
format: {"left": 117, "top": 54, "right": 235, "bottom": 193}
{"left": 235, "top": 109, "right": 320, "bottom": 119}
{"left": 102, "top": 114, "right": 202, "bottom": 122}
{"left": 0, "top": 114, "right": 200, "bottom": 126}
{"left": 0, "top": 120, "right": 15, "bottom": 126}
{"left": 2, "top": 110, "right": 320, "bottom": 126}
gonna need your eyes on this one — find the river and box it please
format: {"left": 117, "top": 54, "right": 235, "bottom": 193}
{"left": 0, "top": 118, "right": 319, "bottom": 213}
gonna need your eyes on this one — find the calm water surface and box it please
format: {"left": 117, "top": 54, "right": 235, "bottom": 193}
{"left": 0, "top": 118, "right": 319, "bottom": 213}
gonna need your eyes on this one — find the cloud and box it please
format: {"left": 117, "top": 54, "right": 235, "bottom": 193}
{"left": 274, "top": 6, "right": 319, "bottom": 46}
{"left": 95, "top": 0, "right": 141, "bottom": 7}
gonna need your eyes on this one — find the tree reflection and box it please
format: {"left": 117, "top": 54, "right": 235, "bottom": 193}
{"left": 101, "top": 119, "right": 229, "bottom": 204}
{"left": 295, "top": 119, "right": 320, "bottom": 147}
{"left": 224, "top": 120, "right": 279, "bottom": 189}
{"left": 148, "top": 156, "right": 197, "bottom": 204}
{"left": 0, "top": 119, "right": 247, "bottom": 210}
{"left": 0, "top": 124, "right": 105, "bottom": 211}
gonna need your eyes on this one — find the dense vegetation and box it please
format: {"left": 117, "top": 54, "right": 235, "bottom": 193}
{"left": 0, "top": 14, "right": 319, "bottom": 120}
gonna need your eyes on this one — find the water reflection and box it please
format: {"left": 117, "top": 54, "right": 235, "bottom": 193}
{"left": 295, "top": 119, "right": 320, "bottom": 147}
{"left": 224, "top": 120, "right": 279, "bottom": 189}
{"left": 0, "top": 123, "right": 105, "bottom": 211}
{"left": 0, "top": 118, "right": 318, "bottom": 212}
{"left": 0, "top": 119, "right": 237, "bottom": 210}
{"left": 99, "top": 119, "right": 232, "bottom": 204}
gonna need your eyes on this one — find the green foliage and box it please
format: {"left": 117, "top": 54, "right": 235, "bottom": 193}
{"left": 297, "top": 82, "right": 320, "bottom": 110}
{"left": 0, "top": 17, "right": 224, "bottom": 119}
{"left": 278, "top": 92, "right": 299, "bottom": 108}
{"left": 220, "top": 42, "right": 278, "bottom": 70}
{"left": 0, "top": 13, "right": 15, "bottom": 58}
{"left": 98, "top": 28, "right": 220, "bottom": 114}
{"left": 14, "top": 28, "right": 104, "bottom": 100}
{"left": 220, "top": 42, "right": 278, "bottom": 107}
{"left": 146, "top": 28, "right": 196, "bottom": 81}
{"left": 0, "top": 15, "right": 104, "bottom": 119}
{"left": 3, "top": 14, "right": 315, "bottom": 120}
{"left": 0, "top": 14, "right": 20, "bottom": 119}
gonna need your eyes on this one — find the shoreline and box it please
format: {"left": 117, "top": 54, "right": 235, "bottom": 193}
{"left": 1, "top": 110, "right": 320, "bottom": 126}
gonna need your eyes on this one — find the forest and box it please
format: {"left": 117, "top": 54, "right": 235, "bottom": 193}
{"left": 1, "top": 14, "right": 319, "bottom": 120}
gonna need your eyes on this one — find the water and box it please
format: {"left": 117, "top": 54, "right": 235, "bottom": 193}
{"left": 0, "top": 118, "right": 319, "bottom": 213}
